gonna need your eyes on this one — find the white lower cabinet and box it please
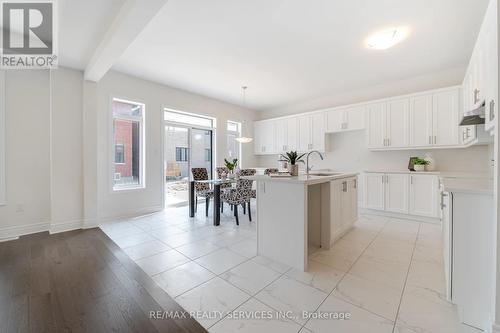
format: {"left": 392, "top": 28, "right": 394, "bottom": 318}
{"left": 409, "top": 174, "right": 439, "bottom": 217}
{"left": 364, "top": 172, "right": 439, "bottom": 219}
{"left": 444, "top": 190, "right": 494, "bottom": 331}
{"left": 330, "top": 176, "right": 358, "bottom": 243}
{"left": 385, "top": 174, "right": 409, "bottom": 213}
{"left": 364, "top": 173, "right": 385, "bottom": 210}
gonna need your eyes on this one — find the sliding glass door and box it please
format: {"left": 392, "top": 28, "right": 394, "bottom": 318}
{"left": 164, "top": 125, "right": 213, "bottom": 208}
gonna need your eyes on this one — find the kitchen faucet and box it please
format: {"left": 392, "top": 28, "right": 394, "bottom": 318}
{"left": 306, "top": 150, "right": 324, "bottom": 175}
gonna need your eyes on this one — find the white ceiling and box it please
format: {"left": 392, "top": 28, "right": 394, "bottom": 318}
{"left": 59, "top": 0, "right": 125, "bottom": 70}
{"left": 59, "top": 0, "right": 490, "bottom": 111}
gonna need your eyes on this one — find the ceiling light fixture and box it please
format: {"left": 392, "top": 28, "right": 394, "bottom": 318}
{"left": 236, "top": 86, "right": 254, "bottom": 144}
{"left": 365, "top": 27, "right": 409, "bottom": 50}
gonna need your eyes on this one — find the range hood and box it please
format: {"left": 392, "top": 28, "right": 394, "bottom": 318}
{"left": 459, "top": 101, "right": 485, "bottom": 126}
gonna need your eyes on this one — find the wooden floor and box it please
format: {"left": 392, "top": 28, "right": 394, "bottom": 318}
{"left": 0, "top": 228, "right": 207, "bottom": 333}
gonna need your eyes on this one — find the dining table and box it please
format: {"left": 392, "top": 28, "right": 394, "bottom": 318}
{"left": 189, "top": 178, "right": 238, "bottom": 226}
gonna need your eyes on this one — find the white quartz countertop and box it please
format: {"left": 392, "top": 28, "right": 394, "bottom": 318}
{"left": 244, "top": 172, "right": 359, "bottom": 185}
{"left": 441, "top": 177, "right": 493, "bottom": 195}
{"left": 364, "top": 170, "right": 492, "bottom": 179}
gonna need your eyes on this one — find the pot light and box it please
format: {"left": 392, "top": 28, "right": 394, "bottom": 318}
{"left": 365, "top": 27, "right": 409, "bottom": 50}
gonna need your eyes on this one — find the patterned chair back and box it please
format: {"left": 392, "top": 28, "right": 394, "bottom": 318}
{"left": 237, "top": 169, "right": 256, "bottom": 191}
{"left": 216, "top": 167, "right": 231, "bottom": 189}
{"left": 264, "top": 168, "right": 279, "bottom": 175}
{"left": 191, "top": 168, "right": 210, "bottom": 191}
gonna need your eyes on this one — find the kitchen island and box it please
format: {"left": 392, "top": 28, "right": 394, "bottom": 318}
{"left": 245, "top": 172, "right": 359, "bottom": 271}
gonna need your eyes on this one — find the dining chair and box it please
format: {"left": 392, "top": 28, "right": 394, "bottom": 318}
{"left": 191, "top": 168, "right": 213, "bottom": 217}
{"left": 240, "top": 169, "right": 256, "bottom": 215}
{"left": 216, "top": 167, "right": 232, "bottom": 212}
{"left": 221, "top": 169, "right": 255, "bottom": 225}
{"left": 251, "top": 168, "right": 278, "bottom": 200}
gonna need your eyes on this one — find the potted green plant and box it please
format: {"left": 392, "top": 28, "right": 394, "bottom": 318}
{"left": 224, "top": 158, "right": 238, "bottom": 178}
{"left": 279, "top": 151, "right": 306, "bottom": 176}
{"left": 413, "top": 157, "right": 429, "bottom": 172}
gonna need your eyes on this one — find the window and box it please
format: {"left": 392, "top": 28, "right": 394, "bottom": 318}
{"left": 226, "top": 121, "right": 241, "bottom": 161}
{"left": 176, "top": 147, "right": 189, "bottom": 162}
{"left": 112, "top": 98, "right": 145, "bottom": 190}
{"left": 115, "top": 144, "right": 125, "bottom": 163}
{"left": 165, "top": 110, "right": 214, "bottom": 128}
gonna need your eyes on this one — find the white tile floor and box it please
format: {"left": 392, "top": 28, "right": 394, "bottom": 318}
{"left": 100, "top": 204, "right": 481, "bottom": 333}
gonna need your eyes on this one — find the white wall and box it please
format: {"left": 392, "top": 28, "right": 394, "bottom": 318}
{"left": 0, "top": 70, "right": 51, "bottom": 237}
{"left": 50, "top": 68, "right": 84, "bottom": 232}
{"left": 258, "top": 130, "right": 492, "bottom": 175}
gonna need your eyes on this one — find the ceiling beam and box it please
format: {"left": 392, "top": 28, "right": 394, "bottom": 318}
{"left": 84, "top": 0, "right": 169, "bottom": 82}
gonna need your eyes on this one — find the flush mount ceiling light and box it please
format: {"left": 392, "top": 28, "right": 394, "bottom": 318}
{"left": 236, "top": 86, "right": 254, "bottom": 144}
{"left": 365, "top": 27, "right": 409, "bottom": 50}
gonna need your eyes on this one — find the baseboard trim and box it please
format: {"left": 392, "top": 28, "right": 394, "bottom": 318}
{"left": 0, "top": 221, "right": 50, "bottom": 241}
{"left": 49, "top": 219, "right": 84, "bottom": 234}
{"left": 0, "top": 205, "right": 165, "bottom": 241}
{"left": 360, "top": 208, "right": 441, "bottom": 224}
{"left": 98, "top": 205, "right": 163, "bottom": 225}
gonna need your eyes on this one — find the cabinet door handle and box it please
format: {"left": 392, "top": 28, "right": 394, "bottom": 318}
{"left": 474, "top": 88, "right": 480, "bottom": 104}
{"left": 353, "top": 179, "right": 357, "bottom": 189}
{"left": 387, "top": 138, "right": 390, "bottom": 146}
{"left": 410, "top": 176, "right": 413, "bottom": 185}
{"left": 342, "top": 181, "right": 347, "bottom": 192}
{"left": 490, "top": 100, "right": 495, "bottom": 121}
{"left": 428, "top": 136, "right": 431, "bottom": 144}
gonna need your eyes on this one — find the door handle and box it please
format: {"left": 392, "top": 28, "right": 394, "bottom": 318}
{"left": 490, "top": 100, "right": 495, "bottom": 121}
{"left": 474, "top": 89, "right": 480, "bottom": 104}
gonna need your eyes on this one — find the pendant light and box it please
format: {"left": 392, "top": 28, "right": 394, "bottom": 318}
{"left": 236, "top": 86, "right": 254, "bottom": 143}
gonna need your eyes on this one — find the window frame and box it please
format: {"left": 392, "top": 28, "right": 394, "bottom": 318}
{"left": 110, "top": 97, "right": 146, "bottom": 192}
{"left": 226, "top": 120, "right": 242, "bottom": 164}
{"left": 114, "top": 143, "right": 125, "bottom": 164}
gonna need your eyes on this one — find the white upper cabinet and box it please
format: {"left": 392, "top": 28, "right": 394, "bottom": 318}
{"left": 409, "top": 174, "right": 439, "bottom": 218}
{"left": 297, "top": 115, "right": 311, "bottom": 152}
{"left": 367, "top": 103, "right": 386, "bottom": 149}
{"left": 326, "top": 109, "right": 344, "bottom": 133}
{"left": 367, "top": 87, "right": 461, "bottom": 150}
{"left": 385, "top": 173, "right": 409, "bottom": 214}
{"left": 286, "top": 117, "right": 298, "bottom": 151}
{"left": 326, "top": 106, "right": 365, "bottom": 133}
{"left": 367, "top": 99, "right": 408, "bottom": 149}
{"left": 433, "top": 89, "right": 459, "bottom": 146}
{"left": 482, "top": 0, "right": 497, "bottom": 132}
{"left": 253, "top": 120, "right": 275, "bottom": 154}
{"left": 311, "top": 113, "right": 326, "bottom": 151}
{"left": 386, "top": 99, "right": 409, "bottom": 148}
{"left": 275, "top": 119, "right": 287, "bottom": 154}
{"left": 347, "top": 106, "right": 365, "bottom": 131}
{"left": 297, "top": 113, "right": 325, "bottom": 152}
{"left": 409, "top": 94, "right": 433, "bottom": 147}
